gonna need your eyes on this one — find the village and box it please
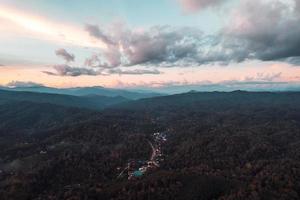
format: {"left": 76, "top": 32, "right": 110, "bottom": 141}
{"left": 117, "top": 132, "right": 167, "bottom": 180}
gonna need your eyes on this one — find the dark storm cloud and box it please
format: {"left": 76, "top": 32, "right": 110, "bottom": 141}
{"left": 284, "top": 57, "right": 300, "bottom": 65}
{"left": 55, "top": 48, "right": 75, "bottom": 62}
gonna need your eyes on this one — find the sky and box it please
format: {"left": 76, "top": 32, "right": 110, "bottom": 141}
{"left": 0, "top": 0, "right": 300, "bottom": 90}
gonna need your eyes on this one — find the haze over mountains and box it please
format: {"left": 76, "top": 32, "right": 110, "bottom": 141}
{"left": 0, "top": 85, "right": 163, "bottom": 100}
{"left": 2, "top": 82, "right": 300, "bottom": 100}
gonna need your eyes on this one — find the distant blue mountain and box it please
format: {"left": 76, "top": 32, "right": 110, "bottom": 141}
{"left": 133, "top": 82, "right": 300, "bottom": 94}
{"left": 2, "top": 86, "right": 163, "bottom": 100}
{"left": 0, "top": 89, "right": 128, "bottom": 110}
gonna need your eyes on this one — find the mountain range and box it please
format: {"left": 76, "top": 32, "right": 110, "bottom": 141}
{"left": 0, "top": 86, "right": 163, "bottom": 100}
{"left": 1, "top": 89, "right": 300, "bottom": 199}
{"left": 0, "top": 89, "right": 128, "bottom": 110}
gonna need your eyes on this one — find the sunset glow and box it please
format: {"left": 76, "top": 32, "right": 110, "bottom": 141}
{"left": 0, "top": 5, "right": 106, "bottom": 48}
{"left": 0, "top": 0, "right": 300, "bottom": 91}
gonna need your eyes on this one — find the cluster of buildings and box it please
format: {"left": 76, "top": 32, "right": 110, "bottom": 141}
{"left": 117, "top": 132, "right": 167, "bottom": 180}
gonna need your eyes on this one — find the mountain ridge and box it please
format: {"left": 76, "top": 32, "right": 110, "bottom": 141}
{"left": 2, "top": 86, "right": 163, "bottom": 100}
{"left": 0, "top": 89, "right": 128, "bottom": 110}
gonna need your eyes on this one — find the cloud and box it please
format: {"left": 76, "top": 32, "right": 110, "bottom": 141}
{"left": 119, "top": 26, "right": 203, "bottom": 66}
{"left": 43, "top": 64, "right": 99, "bottom": 76}
{"left": 85, "top": 25, "right": 211, "bottom": 67}
{"left": 6, "top": 81, "right": 44, "bottom": 88}
{"left": 83, "top": 0, "right": 300, "bottom": 68}
{"left": 222, "top": 0, "right": 300, "bottom": 64}
{"left": 285, "top": 57, "right": 300, "bottom": 65}
{"left": 84, "top": 54, "right": 100, "bottom": 67}
{"left": 114, "top": 80, "right": 188, "bottom": 89}
{"left": 296, "top": 0, "right": 300, "bottom": 13}
{"left": 85, "top": 0, "right": 300, "bottom": 71}
{"left": 55, "top": 48, "right": 75, "bottom": 63}
{"left": 178, "top": 0, "right": 226, "bottom": 12}
{"left": 173, "top": 0, "right": 300, "bottom": 66}
{"left": 108, "top": 68, "right": 161, "bottom": 75}
{"left": 84, "top": 24, "right": 115, "bottom": 46}
{"left": 85, "top": 49, "right": 121, "bottom": 69}
{"left": 244, "top": 72, "right": 282, "bottom": 82}
{"left": 43, "top": 64, "right": 161, "bottom": 77}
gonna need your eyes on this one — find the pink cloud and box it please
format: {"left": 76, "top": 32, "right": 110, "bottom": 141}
{"left": 178, "top": 0, "right": 226, "bottom": 12}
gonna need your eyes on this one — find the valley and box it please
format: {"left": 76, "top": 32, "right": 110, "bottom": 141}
{"left": 0, "top": 90, "right": 300, "bottom": 199}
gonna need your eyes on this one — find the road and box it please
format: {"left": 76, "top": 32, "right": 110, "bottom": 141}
{"left": 147, "top": 140, "right": 156, "bottom": 161}
{"left": 117, "top": 132, "right": 166, "bottom": 179}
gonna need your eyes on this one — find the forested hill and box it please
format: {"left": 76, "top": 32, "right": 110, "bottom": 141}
{"left": 0, "top": 101, "right": 97, "bottom": 136}
{"left": 113, "top": 91, "right": 300, "bottom": 112}
{"left": 3, "top": 86, "right": 163, "bottom": 100}
{"left": 0, "top": 89, "right": 128, "bottom": 110}
{"left": 1, "top": 91, "right": 300, "bottom": 199}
